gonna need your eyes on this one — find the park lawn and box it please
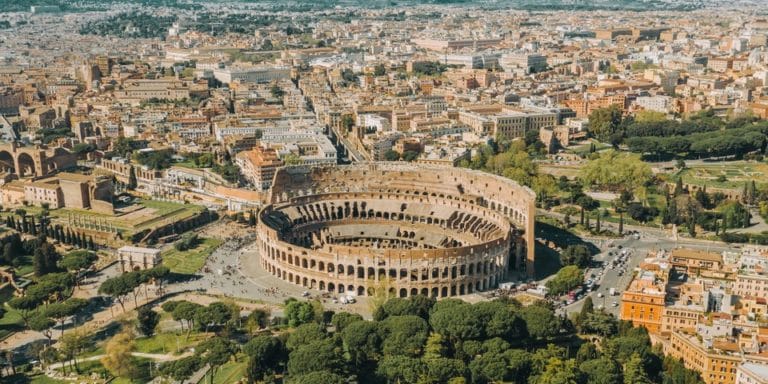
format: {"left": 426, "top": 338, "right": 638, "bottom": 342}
{"left": 162, "top": 237, "right": 223, "bottom": 275}
{"left": 0, "top": 286, "right": 26, "bottom": 340}
{"left": 134, "top": 331, "right": 211, "bottom": 355}
{"left": 678, "top": 162, "right": 768, "bottom": 190}
{"left": 211, "top": 355, "right": 247, "bottom": 384}
{"left": 566, "top": 139, "right": 612, "bottom": 156}
{"left": 3, "top": 374, "right": 69, "bottom": 384}
{"left": 31, "top": 376, "right": 68, "bottom": 384}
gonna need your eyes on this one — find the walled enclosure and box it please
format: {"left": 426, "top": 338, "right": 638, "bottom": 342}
{"left": 255, "top": 162, "right": 536, "bottom": 298}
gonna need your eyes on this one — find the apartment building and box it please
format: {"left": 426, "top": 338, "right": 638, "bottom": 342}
{"left": 670, "top": 249, "right": 724, "bottom": 276}
{"left": 665, "top": 331, "right": 741, "bottom": 384}
{"left": 736, "top": 363, "right": 768, "bottom": 384}
{"left": 212, "top": 66, "right": 291, "bottom": 84}
{"left": 458, "top": 105, "right": 557, "bottom": 139}
{"left": 733, "top": 273, "right": 768, "bottom": 298}
{"left": 235, "top": 146, "right": 283, "bottom": 191}
{"left": 620, "top": 267, "right": 668, "bottom": 333}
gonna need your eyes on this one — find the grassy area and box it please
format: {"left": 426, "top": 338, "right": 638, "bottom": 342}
{"left": 53, "top": 357, "right": 152, "bottom": 384}
{"left": 679, "top": 161, "right": 768, "bottom": 190}
{"left": 0, "top": 199, "right": 205, "bottom": 240}
{"left": 2, "top": 373, "right": 69, "bottom": 384}
{"left": 566, "top": 139, "right": 612, "bottom": 157}
{"left": 134, "top": 331, "right": 211, "bottom": 354}
{"left": 162, "top": 237, "right": 223, "bottom": 275}
{"left": 0, "top": 285, "right": 25, "bottom": 340}
{"left": 210, "top": 355, "right": 247, "bottom": 384}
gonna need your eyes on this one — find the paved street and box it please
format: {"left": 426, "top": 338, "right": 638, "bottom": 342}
{"left": 560, "top": 232, "right": 739, "bottom": 317}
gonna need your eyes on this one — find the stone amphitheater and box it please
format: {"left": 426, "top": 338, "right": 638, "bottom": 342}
{"left": 254, "top": 162, "right": 536, "bottom": 298}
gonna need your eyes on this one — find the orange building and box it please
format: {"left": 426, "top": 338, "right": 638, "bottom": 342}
{"left": 563, "top": 94, "right": 627, "bottom": 118}
{"left": 620, "top": 265, "right": 669, "bottom": 333}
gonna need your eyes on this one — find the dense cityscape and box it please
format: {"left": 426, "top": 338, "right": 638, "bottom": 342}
{"left": 0, "top": 0, "right": 768, "bottom": 383}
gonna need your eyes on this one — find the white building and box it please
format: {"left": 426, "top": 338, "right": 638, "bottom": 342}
{"left": 117, "top": 246, "right": 161, "bottom": 272}
{"left": 635, "top": 95, "right": 673, "bottom": 113}
{"left": 213, "top": 66, "right": 291, "bottom": 84}
{"left": 736, "top": 363, "right": 768, "bottom": 384}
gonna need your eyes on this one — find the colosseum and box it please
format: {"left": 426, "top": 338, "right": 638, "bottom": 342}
{"left": 254, "top": 162, "right": 536, "bottom": 298}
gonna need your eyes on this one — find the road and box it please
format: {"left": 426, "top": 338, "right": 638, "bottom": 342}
{"left": 559, "top": 232, "right": 739, "bottom": 317}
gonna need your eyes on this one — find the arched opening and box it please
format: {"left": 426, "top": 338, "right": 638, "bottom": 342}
{"left": 0, "top": 151, "right": 14, "bottom": 174}
{"left": 357, "top": 286, "right": 365, "bottom": 296}
{"left": 399, "top": 288, "right": 407, "bottom": 298}
{"left": 17, "top": 153, "right": 35, "bottom": 178}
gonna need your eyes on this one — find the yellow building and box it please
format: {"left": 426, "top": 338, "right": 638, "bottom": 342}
{"left": 620, "top": 265, "right": 669, "bottom": 334}
{"left": 665, "top": 331, "right": 741, "bottom": 384}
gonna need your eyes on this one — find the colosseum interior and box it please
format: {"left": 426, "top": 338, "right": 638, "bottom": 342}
{"left": 254, "top": 162, "right": 536, "bottom": 298}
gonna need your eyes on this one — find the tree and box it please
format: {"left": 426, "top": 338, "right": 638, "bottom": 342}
{"left": 377, "top": 355, "right": 426, "bottom": 384}
{"left": 384, "top": 150, "right": 401, "bottom": 161}
{"left": 101, "top": 328, "right": 138, "bottom": 379}
{"left": 128, "top": 166, "right": 138, "bottom": 189}
{"left": 341, "top": 319, "right": 381, "bottom": 367}
{"left": 59, "top": 251, "right": 97, "bottom": 286}
{"left": 160, "top": 355, "right": 201, "bottom": 383}
{"left": 588, "top": 105, "right": 623, "bottom": 142}
{"left": 520, "top": 303, "right": 561, "bottom": 339}
{"left": 33, "top": 241, "right": 60, "bottom": 276}
{"left": 545, "top": 266, "right": 584, "bottom": 296}
{"left": 29, "top": 314, "right": 55, "bottom": 346}
{"left": 581, "top": 311, "right": 619, "bottom": 337}
{"left": 245, "top": 308, "right": 270, "bottom": 334}
{"left": 59, "top": 330, "right": 89, "bottom": 373}
{"left": 284, "top": 299, "right": 316, "bottom": 327}
{"left": 373, "top": 64, "right": 387, "bottom": 76}
{"left": 580, "top": 357, "right": 623, "bottom": 384}
{"left": 341, "top": 115, "right": 355, "bottom": 131}
{"left": 293, "top": 371, "right": 346, "bottom": 384}
{"left": 197, "top": 337, "right": 238, "bottom": 384}
{"left": 137, "top": 306, "right": 160, "bottom": 336}
{"left": 623, "top": 353, "right": 653, "bottom": 384}
{"left": 287, "top": 338, "right": 344, "bottom": 376}
{"left": 286, "top": 323, "right": 327, "bottom": 351}
{"left": 244, "top": 335, "right": 287, "bottom": 382}
{"left": 578, "top": 150, "right": 652, "bottom": 192}
{"left": 581, "top": 297, "right": 595, "bottom": 318}
{"left": 532, "top": 358, "right": 581, "bottom": 384}
{"left": 380, "top": 315, "right": 429, "bottom": 357}
{"left": 426, "top": 357, "right": 467, "bottom": 383}
{"left": 44, "top": 298, "right": 88, "bottom": 337}
{"left": 99, "top": 274, "right": 136, "bottom": 312}
{"left": 172, "top": 301, "right": 204, "bottom": 336}
{"left": 331, "top": 312, "right": 363, "bottom": 332}
{"left": 195, "top": 302, "right": 233, "bottom": 332}
{"left": 560, "top": 245, "right": 592, "bottom": 268}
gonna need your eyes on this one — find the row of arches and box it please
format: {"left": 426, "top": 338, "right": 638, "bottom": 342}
{"left": 285, "top": 200, "right": 502, "bottom": 244}
{"left": 264, "top": 261, "right": 499, "bottom": 297}
{"left": 0, "top": 150, "right": 40, "bottom": 178}
{"left": 260, "top": 239, "right": 507, "bottom": 283}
